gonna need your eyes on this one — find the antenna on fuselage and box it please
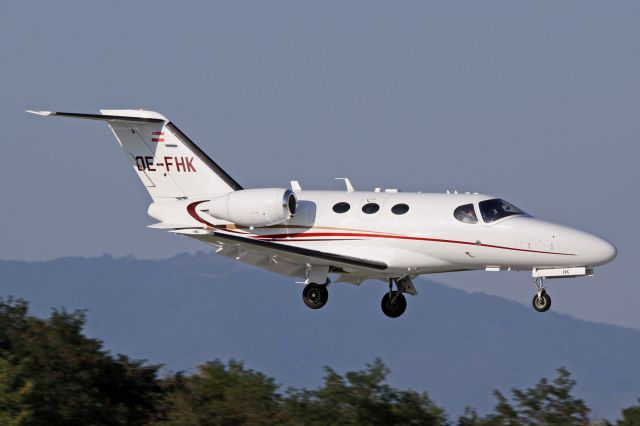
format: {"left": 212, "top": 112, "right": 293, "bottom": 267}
{"left": 334, "top": 177, "right": 355, "bottom": 192}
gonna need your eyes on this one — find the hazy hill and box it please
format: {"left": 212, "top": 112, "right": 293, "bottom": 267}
{"left": 0, "top": 252, "right": 638, "bottom": 419}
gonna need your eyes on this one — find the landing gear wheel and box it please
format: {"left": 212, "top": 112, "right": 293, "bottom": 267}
{"left": 381, "top": 291, "right": 407, "bottom": 318}
{"left": 302, "top": 283, "right": 328, "bottom": 309}
{"left": 532, "top": 291, "right": 551, "bottom": 313}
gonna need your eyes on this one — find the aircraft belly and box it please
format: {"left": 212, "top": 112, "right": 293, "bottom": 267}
{"left": 292, "top": 238, "right": 462, "bottom": 274}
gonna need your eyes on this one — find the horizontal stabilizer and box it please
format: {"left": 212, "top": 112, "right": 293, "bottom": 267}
{"left": 26, "top": 110, "right": 165, "bottom": 124}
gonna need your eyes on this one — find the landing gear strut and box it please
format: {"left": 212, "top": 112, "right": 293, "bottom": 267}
{"left": 532, "top": 277, "right": 551, "bottom": 313}
{"left": 381, "top": 279, "right": 407, "bottom": 318}
{"left": 302, "top": 282, "right": 329, "bottom": 309}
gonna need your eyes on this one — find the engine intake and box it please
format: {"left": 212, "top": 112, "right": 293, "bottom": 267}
{"left": 203, "top": 188, "right": 297, "bottom": 227}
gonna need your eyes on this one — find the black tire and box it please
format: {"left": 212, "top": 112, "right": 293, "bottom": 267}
{"left": 381, "top": 291, "right": 407, "bottom": 318}
{"left": 532, "top": 291, "right": 551, "bottom": 313}
{"left": 302, "top": 283, "right": 328, "bottom": 309}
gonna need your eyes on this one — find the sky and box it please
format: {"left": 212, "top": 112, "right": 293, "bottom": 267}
{"left": 1, "top": 1, "right": 639, "bottom": 329}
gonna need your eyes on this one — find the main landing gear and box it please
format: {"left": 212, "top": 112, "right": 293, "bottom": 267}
{"left": 302, "top": 282, "right": 329, "bottom": 309}
{"left": 301, "top": 277, "right": 414, "bottom": 318}
{"left": 532, "top": 277, "right": 551, "bottom": 313}
{"left": 381, "top": 278, "right": 408, "bottom": 318}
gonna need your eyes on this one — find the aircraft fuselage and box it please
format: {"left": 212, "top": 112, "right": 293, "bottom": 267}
{"left": 190, "top": 190, "right": 616, "bottom": 279}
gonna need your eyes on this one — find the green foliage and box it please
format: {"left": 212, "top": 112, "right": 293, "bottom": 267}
{"left": 2, "top": 296, "right": 640, "bottom": 425}
{"left": 457, "top": 407, "right": 493, "bottom": 426}
{"left": 458, "top": 367, "right": 590, "bottom": 426}
{"left": 617, "top": 400, "right": 640, "bottom": 426}
{"left": 156, "top": 360, "right": 282, "bottom": 425}
{"left": 282, "top": 358, "right": 446, "bottom": 426}
{"left": 156, "top": 358, "right": 446, "bottom": 425}
{"left": 0, "top": 355, "right": 33, "bottom": 425}
{"left": 0, "top": 297, "right": 164, "bottom": 425}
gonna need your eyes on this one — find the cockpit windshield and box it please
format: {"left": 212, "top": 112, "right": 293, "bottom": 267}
{"left": 479, "top": 199, "right": 526, "bottom": 223}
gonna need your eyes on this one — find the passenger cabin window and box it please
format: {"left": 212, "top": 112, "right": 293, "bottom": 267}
{"left": 362, "top": 203, "right": 380, "bottom": 214}
{"left": 391, "top": 203, "right": 409, "bottom": 215}
{"left": 332, "top": 202, "right": 351, "bottom": 213}
{"left": 479, "top": 199, "right": 525, "bottom": 223}
{"left": 454, "top": 204, "right": 478, "bottom": 224}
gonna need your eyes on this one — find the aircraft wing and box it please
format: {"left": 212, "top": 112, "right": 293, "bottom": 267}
{"left": 186, "top": 230, "right": 387, "bottom": 280}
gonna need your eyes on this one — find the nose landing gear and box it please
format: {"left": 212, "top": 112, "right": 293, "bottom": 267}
{"left": 302, "top": 282, "right": 329, "bottom": 309}
{"left": 532, "top": 277, "right": 551, "bottom": 313}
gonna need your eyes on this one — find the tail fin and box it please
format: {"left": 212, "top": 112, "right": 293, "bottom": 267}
{"left": 27, "top": 109, "right": 242, "bottom": 201}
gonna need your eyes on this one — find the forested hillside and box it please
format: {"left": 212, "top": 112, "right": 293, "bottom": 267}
{"left": 1, "top": 253, "right": 639, "bottom": 420}
{"left": 1, "top": 297, "right": 639, "bottom": 425}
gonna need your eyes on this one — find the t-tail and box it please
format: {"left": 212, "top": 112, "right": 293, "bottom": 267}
{"left": 27, "top": 109, "right": 242, "bottom": 201}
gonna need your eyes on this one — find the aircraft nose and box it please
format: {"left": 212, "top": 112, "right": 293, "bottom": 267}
{"left": 597, "top": 238, "right": 617, "bottom": 265}
{"left": 581, "top": 234, "right": 617, "bottom": 266}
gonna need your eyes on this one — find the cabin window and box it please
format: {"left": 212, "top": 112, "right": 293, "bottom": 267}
{"left": 479, "top": 199, "right": 526, "bottom": 223}
{"left": 362, "top": 203, "right": 380, "bottom": 214}
{"left": 332, "top": 202, "right": 351, "bottom": 213}
{"left": 391, "top": 203, "right": 409, "bottom": 215}
{"left": 454, "top": 204, "right": 478, "bottom": 224}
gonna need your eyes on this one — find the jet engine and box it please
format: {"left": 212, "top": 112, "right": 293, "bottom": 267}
{"left": 203, "top": 188, "right": 297, "bottom": 227}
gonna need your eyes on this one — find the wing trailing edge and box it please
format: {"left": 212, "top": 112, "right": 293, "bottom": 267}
{"left": 209, "top": 231, "right": 388, "bottom": 271}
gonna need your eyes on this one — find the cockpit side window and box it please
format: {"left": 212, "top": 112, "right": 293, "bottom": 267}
{"left": 454, "top": 204, "right": 478, "bottom": 224}
{"left": 479, "top": 199, "right": 526, "bottom": 223}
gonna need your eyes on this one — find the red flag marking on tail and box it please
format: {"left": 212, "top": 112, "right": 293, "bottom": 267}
{"left": 151, "top": 131, "right": 164, "bottom": 143}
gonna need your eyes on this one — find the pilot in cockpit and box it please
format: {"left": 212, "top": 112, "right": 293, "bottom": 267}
{"left": 459, "top": 205, "right": 477, "bottom": 223}
{"left": 483, "top": 207, "right": 498, "bottom": 223}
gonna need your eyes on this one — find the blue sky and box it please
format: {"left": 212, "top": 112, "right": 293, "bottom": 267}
{"left": 1, "top": 1, "right": 639, "bottom": 328}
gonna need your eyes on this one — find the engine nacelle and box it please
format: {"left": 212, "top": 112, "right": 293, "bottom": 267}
{"left": 203, "top": 188, "right": 297, "bottom": 227}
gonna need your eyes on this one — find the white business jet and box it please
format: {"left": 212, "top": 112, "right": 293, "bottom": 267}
{"left": 28, "top": 109, "right": 617, "bottom": 318}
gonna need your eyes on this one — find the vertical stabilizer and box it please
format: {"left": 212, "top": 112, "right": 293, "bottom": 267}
{"left": 28, "top": 109, "right": 242, "bottom": 201}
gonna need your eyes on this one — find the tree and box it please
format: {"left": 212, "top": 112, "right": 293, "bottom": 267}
{"left": 0, "top": 355, "right": 33, "bottom": 425}
{"left": 457, "top": 407, "right": 494, "bottom": 426}
{"left": 459, "top": 367, "right": 590, "bottom": 426}
{"left": 0, "top": 297, "right": 164, "bottom": 425}
{"left": 283, "top": 358, "right": 446, "bottom": 425}
{"left": 1, "top": 296, "right": 617, "bottom": 425}
{"left": 617, "top": 399, "right": 640, "bottom": 426}
{"left": 157, "top": 359, "right": 283, "bottom": 425}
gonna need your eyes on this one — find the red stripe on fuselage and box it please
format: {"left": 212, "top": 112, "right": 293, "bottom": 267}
{"left": 183, "top": 204, "right": 574, "bottom": 256}
{"left": 253, "top": 232, "right": 575, "bottom": 256}
{"left": 186, "top": 201, "right": 216, "bottom": 227}
{"left": 185, "top": 202, "right": 247, "bottom": 235}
